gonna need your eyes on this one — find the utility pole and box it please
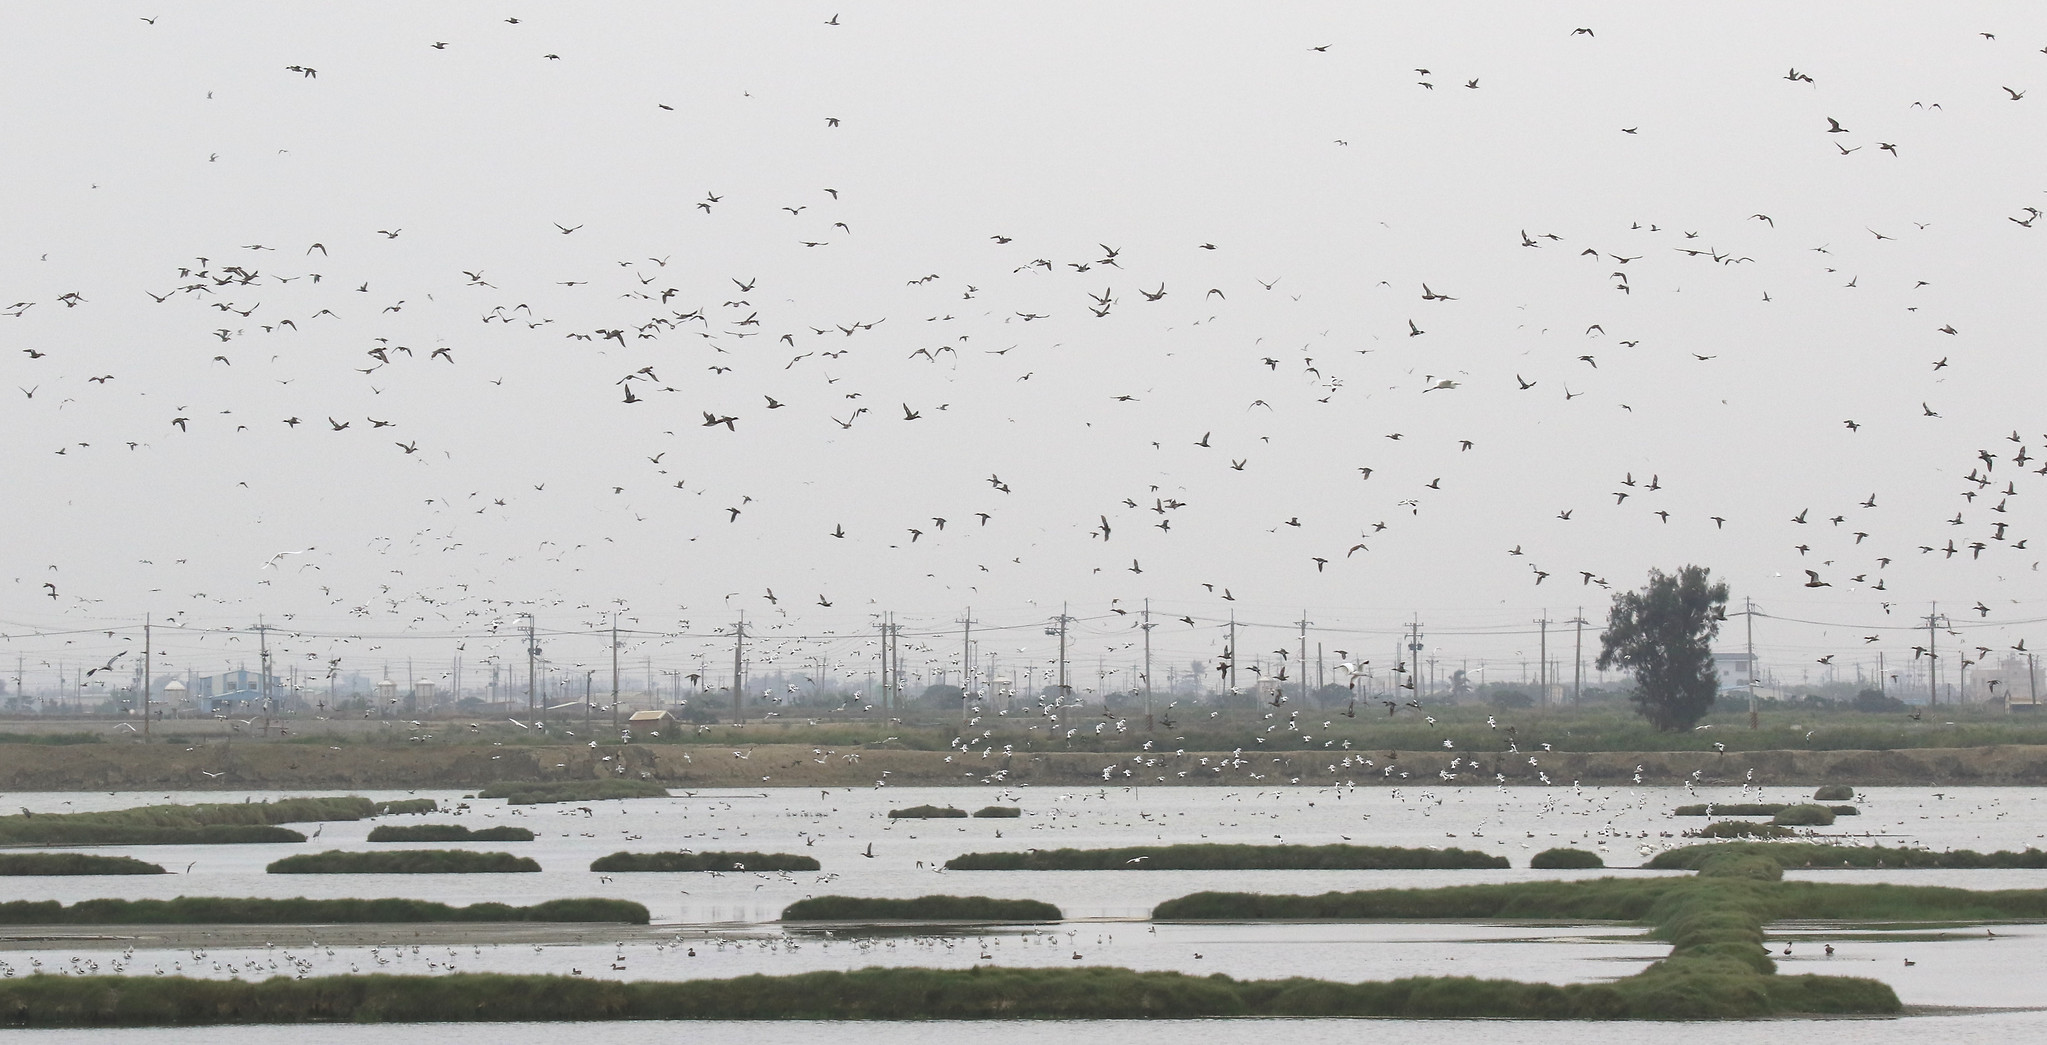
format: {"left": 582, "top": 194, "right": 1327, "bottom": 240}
{"left": 1534, "top": 612, "right": 1550, "bottom": 706}
{"left": 1056, "top": 602, "right": 1071, "bottom": 711}
{"left": 140, "top": 615, "right": 152, "bottom": 737}
{"left": 1297, "top": 612, "right": 1312, "bottom": 706}
{"left": 1570, "top": 609, "right": 1586, "bottom": 707}
{"left": 254, "top": 617, "right": 274, "bottom": 735}
{"left": 1227, "top": 611, "right": 1238, "bottom": 699}
{"left": 1142, "top": 599, "right": 1154, "bottom": 730}
{"left": 957, "top": 607, "right": 975, "bottom": 730}
{"left": 584, "top": 670, "right": 594, "bottom": 734}
{"left": 525, "top": 614, "right": 538, "bottom": 714}
{"left": 732, "top": 612, "right": 746, "bottom": 723}
{"left": 1925, "top": 603, "right": 1942, "bottom": 706}
{"left": 610, "top": 613, "right": 621, "bottom": 732}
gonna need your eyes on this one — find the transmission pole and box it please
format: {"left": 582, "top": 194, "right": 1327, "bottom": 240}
{"left": 1570, "top": 608, "right": 1586, "bottom": 707}
{"left": 525, "top": 614, "right": 538, "bottom": 715}
{"left": 1227, "top": 611, "right": 1238, "bottom": 698}
{"left": 1926, "top": 603, "right": 1941, "bottom": 706}
{"left": 254, "top": 617, "right": 274, "bottom": 735}
{"left": 1534, "top": 611, "right": 1550, "bottom": 706}
{"left": 957, "top": 607, "right": 975, "bottom": 730}
{"left": 141, "top": 614, "right": 152, "bottom": 737}
{"left": 732, "top": 611, "right": 746, "bottom": 723}
{"left": 1141, "top": 599, "right": 1154, "bottom": 730}
{"left": 1297, "top": 612, "right": 1312, "bottom": 706}
{"left": 610, "top": 612, "right": 621, "bottom": 732}
{"left": 1056, "top": 602, "right": 1071, "bottom": 709}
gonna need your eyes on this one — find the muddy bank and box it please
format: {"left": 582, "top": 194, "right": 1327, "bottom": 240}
{"left": 6, "top": 741, "right": 2047, "bottom": 791}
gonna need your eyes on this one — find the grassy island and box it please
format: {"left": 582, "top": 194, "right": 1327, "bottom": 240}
{"left": 970, "top": 805, "right": 1021, "bottom": 818}
{"left": 782, "top": 895, "right": 1061, "bottom": 922}
{"left": 0, "top": 853, "right": 166, "bottom": 875}
{"left": 887, "top": 805, "right": 967, "bottom": 819}
{"left": 1647, "top": 841, "right": 2047, "bottom": 872}
{"left": 1688, "top": 821, "right": 1794, "bottom": 839}
{"left": 1527, "top": 848, "right": 1604, "bottom": 869}
{"left": 366, "top": 824, "right": 535, "bottom": 843}
{"left": 266, "top": 850, "right": 540, "bottom": 874}
{"left": 946, "top": 843, "right": 1508, "bottom": 871}
{"left": 1811, "top": 785, "right": 1856, "bottom": 802}
{"left": 0, "top": 796, "right": 388, "bottom": 847}
{"left": 591, "top": 851, "right": 819, "bottom": 872}
{"left": 1672, "top": 804, "right": 1856, "bottom": 817}
{"left": 475, "top": 781, "right": 670, "bottom": 805}
{"left": 0, "top": 896, "right": 645, "bottom": 925}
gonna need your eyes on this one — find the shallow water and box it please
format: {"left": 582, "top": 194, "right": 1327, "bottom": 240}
{"left": 3, "top": 782, "right": 2046, "bottom": 1030}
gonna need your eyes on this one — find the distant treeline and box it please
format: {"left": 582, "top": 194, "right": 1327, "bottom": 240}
{"left": 1673, "top": 804, "right": 1857, "bottom": 817}
{"left": 782, "top": 895, "right": 1060, "bottom": 921}
{"left": 475, "top": 781, "right": 669, "bottom": 805}
{"left": 0, "top": 896, "right": 647, "bottom": 925}
{"left": 0, "top": 796, "right": 392, "bottom": 847}
{"left": 366, "top": 824, "right": 534, "bottom": 842}
{"left": 946, "top": 844, "right": 1508, "bottom": 871}
{"left": 1647, "top": 842, "right": 2047, "bottom": 872}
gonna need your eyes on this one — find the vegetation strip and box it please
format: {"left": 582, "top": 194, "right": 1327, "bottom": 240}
{"left": 946, "top": 843, "right": 1508, "bottom": 871}
{"left": 0, "top": 964, "right": 1894, "bottom": 1024}
{"left": 970, "top": 806, "right": 1020, "bottom": 818}
{"left": 474, "top": 781, "right": 670, "bottom": 805}
{"left": 366, "top": 824, "right": 534, "bottom": 842}
{"left": 0, "top": 896, "right": 646, "bottom": 925}
{"left": 591, "top": 851, "right": 818, "bottom": 872}
{"left": 0, "top": 797, "right": 390, "bottom": 847}
{"left": 1647, "top": 842, "right": 2047, "bottom": 871}
{"left": 887, "top": 805, "right": 966, "bottom": 819}
{"left": 782, "top": 895, "right": 1061, "bottom": 921}
{"left": 267, "top": 850, "right": 540, "bottom": 874}
{"left": 1527, "top": 848, "right": 1603, "bottom": 869}
{"left": 0, "top": 853, "right": 166, "bottom": 875}
{"left": 1672, "top": 804, "right": 1857, "bottom": 817}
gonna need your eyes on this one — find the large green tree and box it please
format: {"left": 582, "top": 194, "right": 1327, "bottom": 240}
{"left": 1596, "top": 565, "right": 1730, "bottom": 731}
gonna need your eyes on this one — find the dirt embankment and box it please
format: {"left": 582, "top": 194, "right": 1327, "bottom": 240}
{"left": 7, "top": 741, "right": 2047, "bottom": 792}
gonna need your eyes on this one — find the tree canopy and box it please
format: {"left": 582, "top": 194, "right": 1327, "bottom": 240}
{"left": 1596, "top": 565, "right": 1729, "bottom": 731}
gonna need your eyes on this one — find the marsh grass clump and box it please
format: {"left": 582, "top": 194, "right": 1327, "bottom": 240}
{"left": 1647, "top": 842, "right": 2047, "bottom": 871}
{"left": 0, "top": 853, "right": 166, "bottom": 875}
{"left": 1528, "top": 848, "right": 1604, "bottom": 869}
{"left": 1769, "top": 805, "right": 1836, "bottom": 827}
{"left": 0, "top": 896, "right": 645, "bottom": 925}
{"left": 475, "top": 781, "right": 670, "bottom": 805}
{"left": 0, "top": 796, "right": 380, "bottom": 847}
{"left": 375, "top": 799, "right": 439, "bottom": 816}
{"left": 781, "top": 895, "right": 1060, "bottom": 921}
{"left": 365, "top": 824, "right": 534, "bottom": 843}
{"left": 1672, "top": 804, "right": 1857, "bottom": 817}
{"left": 591, "top": 851, "right": 819, "bottom": 872}
{"left": 970, "top": 806, "right": 1021, "bottom": 818}
{"left": 947, "top": 843, "right": 1507, "bottom": 871}
{"left": 266, "top": 850, "right": 539, "bottom": 874}
{"left": 1688, "top": 821, "right": 1794, "bottom": 839}
{"left": 888, "top": 805, "right": 967, "bottom": 819}
{"left": 1811, "top": 785, "right": 1855, "bottom": 802}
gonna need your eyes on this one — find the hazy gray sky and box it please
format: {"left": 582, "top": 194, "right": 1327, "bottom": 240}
{"left": 5, "top": 4, "right": 2044, "bottom": 691}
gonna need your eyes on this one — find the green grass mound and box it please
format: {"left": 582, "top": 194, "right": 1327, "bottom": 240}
{"left": 1673, "top": 804, "right": 1857, "bottom": 817}
{"left": 1648, "top": 842, "right": 2047, "bottom": 871}
{"left": 0, "top": 896, "right": 645, "bottom": 925}
{"left": 0, "top": 732, "right": 99, "bottom": 746}
{"left": 0, "top": 965, "right": 1898, "bottom": 1024}
{"left": 1770, "top": 805, "right": 1836, "bottom": 827}
{"left": 374, "top": 799, "right": 439, "bottom": 816}
{"left": 266, "top": 850, "right": 539, "bottom": 874}
{"left": 475, "top": 780, "right": 670, "bottom": 805}
{"left": 947, "top": 843, "right": 1508, "bottom": 871}
{"left": 782, "top": 895, "right": 1061, "bottom": 921}
{"left": 0, "top": 796, "right": 384, "bottom": 847}
{"left": 1528, "top": 848, "right": 1603, "bottom": 869}
{"left": 366, "top": 824, "right": 534, "bottom": 843}
{"left": 1811, "top": 785, "right": 1855, "bottom": 802}
{"left": 888, "top": 805, "right": 967, "bottom": 819}
{"left": 591, "top": 851, "right": 819, "bottom": 872}
{"left": 0, "top": 853, "right": 166, "bottom": 875}
{"left": 970, "top": 805, "right": 1021, "bottom": 818}
{"left": 1688, "top": 821, "right": 1794, "bottom": 839}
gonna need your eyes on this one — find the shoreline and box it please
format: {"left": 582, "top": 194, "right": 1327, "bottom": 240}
{"left": 4, "top": 741, "right": 2047, "bottom": 790}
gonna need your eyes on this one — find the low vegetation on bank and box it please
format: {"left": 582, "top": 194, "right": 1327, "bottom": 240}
{"left": 1671, "top": 804, "right": 1857, "bottom": 817}
{"left": 474, "top": 781, "right": 670, "bottom": 805}
{"left": 590, "top": 851, "right": 819, "bottom": 872}
{"left": 970, "top": 805, "right": 1021, "bottom": 818}
{"left": 0, "top": 896, "right": 647, "bottom": 925}
{"left": 887, "top": 805, "right": 966, "bottom": 819}
{"left": 782, "top": 895, "right": 1061, "bottom": 922}
{"left": 945, "top": 844, "right": 1509, "bottom": 871}
{"left": 0, "top": 796, "right": 415, "bottom": 847}
{"left": 266, "top": 850, "right": 540, "bottom": 874}
{"left": 1527, "top": 848, "right": 1603, "bottom": 869}
{"left": 1687, "top": 821, "right": 1793, "bottom": 839}
{"left": 365, "top": 824, "right": 534, "bottom": 843}
{"left": 1647, "top": 842, "right": 2047, "bottom": 872}
{"left": 0, "top": 853, "right": 166, "bottom": 875}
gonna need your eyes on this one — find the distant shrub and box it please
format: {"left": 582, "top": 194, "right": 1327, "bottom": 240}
{"left": 1811, "top": 785, "right": 1855, "bottom": 802}
{"left": 1771, "top": 805, "right": 1836, "bottom": 827}
{"left": 1488, "top": 690, "right": 1536, "bottom": 710}
{"left": 889, "top": 805, "right": 968, "bottom": 819}
{"left": 590, "top": 851, "right": 819, "bottom": 872}
{"left": 0, "top": 853, "right": 165, "bottom": 875}
{"left": 0, "top": 796, "right": 378, "bottom": 846}
{"left": 376, "top": 799, "right": 439, "bottom": 816}
{"left": 267, "top": 850, "right": 539, "bottom": 874}
{"left": 0, "top": 896, "right": 645, "bottom": 925}
{"left": 970, "top": 806, "right": 1021, "bottom": 818}
{"left": 782, "top": 895, "right": 1060, "bottom": 921}
{"left": 366, "top": 824, "right": 534, "bottom": 843}
{"left": 1528, "top": 848, "right": 1604, "bottom": 869}
{"left": 476, "top": 781, "right": 670, "bottom": 805}
{"left": 947, "top": 844, "right": 1507, "bottom": 871}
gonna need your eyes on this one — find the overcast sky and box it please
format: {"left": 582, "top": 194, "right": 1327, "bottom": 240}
{"left": 4, "top": 4, "right": 2045, "bottom": 695}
